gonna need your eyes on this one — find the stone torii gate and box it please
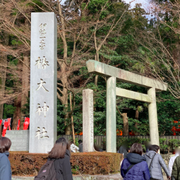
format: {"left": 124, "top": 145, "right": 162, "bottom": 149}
{"left": 86, "top": 60, "right": 168, "bottom": 153}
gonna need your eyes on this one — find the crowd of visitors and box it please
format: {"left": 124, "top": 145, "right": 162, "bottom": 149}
{"left": 1, "top": 136, "right": 180, "bottom": 180}
{"left": 120, "top": 143, "right": 180, "bottom": 180}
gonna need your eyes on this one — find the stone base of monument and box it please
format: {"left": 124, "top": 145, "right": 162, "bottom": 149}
{"left": 6, "top": 130, "right": 29, "bottom": 151}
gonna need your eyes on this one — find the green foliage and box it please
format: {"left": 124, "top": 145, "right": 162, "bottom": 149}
{"left": 169, "top": 139, "right": 180, "bottom": 151}
{"left": 116, "top": 137, "right": 180, "bottom": 152}
{"left": 159, "top": 138, "right": 168, "bottom": 151}
{"left": 116, "top": 137, "right": 149, "bottom": 151}
{"left": 157, "top": 92, "right": 180, "bottom": 135}
{"left": 68, "top": 137, "right": 79, "bottom": 146}
{"left": 21, "top": 92, "right": 30, "bottom": 117}
{"left": 26, "top": 0, "right": 45, "bottom": 11}
{"left": 88, "top": 0, "right": 110, "bottom": 14}
{"left": 2, "top": 0, "right": 180, "bottom": 138}
{"left": 11, "top": 40, "right": 23, "bottom": 46}
{"left": 3, "top": 104, "right": 16, "bottom": 119}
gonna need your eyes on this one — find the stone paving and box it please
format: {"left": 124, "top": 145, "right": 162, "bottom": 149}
{"left": 12, "top": 175, "right": 122, "bottom": 180}
{"left": 12, "top": 174, "right": 170, "bottom": 180}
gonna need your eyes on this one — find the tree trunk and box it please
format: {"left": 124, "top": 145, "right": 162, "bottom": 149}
{"left": 64, "top": 95, "right": 71, "bottom": 135}
{"left": 65, "top": 117, "right": 71, "bottom": 135}
{"left": 70, "top": 92, "right": 75, "bottom": 143}
{"left": 94, "top": 51, "right": 99, "bottom": 86}
{"left": 0, "top": 54, "right": 7, "bottom": 136}
{"left": 135, "top": 108, "right": 139, "bottom": 135}
{"left": 123, "top": 113, "right": 129, "bottom": 136}
{"left": 12, "top": 95, "right": 21, "bottom": 129}
{"left": 58, "top": 3, "right": 70, "bottom": 135}
{"left": 0, "top": 105, "right": 3, "bottom": 120}
{"left": 21, "top": 55, "right": 29, "bottom": 129}
{"left": 0, "top": 56, "right": 7, "bottom": 119}
{"left": 0, "top": 33, "right": 8, "bottom": 120}
{"left": 12, "top": 61, "right": 22, "bottom": 129}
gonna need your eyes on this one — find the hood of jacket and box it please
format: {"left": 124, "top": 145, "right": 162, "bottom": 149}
{"left": 145, "top": 150, "right": 156, "bottom": 159}
{"left": 0, "top": 152, "right": 9, "bottom": 158}
{"left": 126, "top": 153, "right": 146, "bottom": 164}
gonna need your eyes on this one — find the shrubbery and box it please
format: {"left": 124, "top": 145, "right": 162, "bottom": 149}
{"left": 9, "top": 152, "right": 122, "bottom": 176}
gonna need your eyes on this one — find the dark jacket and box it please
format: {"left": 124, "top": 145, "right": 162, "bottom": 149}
{"left": 118, "top": 145, "right": 128, "bottom": 158}
{"left": 79, "top": 143, "right": 83, "bottom": 152}
{"left": 54, "top": 150, "right": 73, "bottom": 180}
{"left": 121, "top": 153, "right": 150, "bottom": 180}
{"left": 0, "top": 152, "right": 11, "bottom": 180}
{"left": 145, "top": 150, "right": 170, "bottom": 180}
{"left": 172, "top": 156, "right": 180, "bottom": 180}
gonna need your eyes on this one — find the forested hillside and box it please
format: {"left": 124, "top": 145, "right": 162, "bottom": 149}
{"left": 0, "top": 0, "right": 180, "bottom": 136}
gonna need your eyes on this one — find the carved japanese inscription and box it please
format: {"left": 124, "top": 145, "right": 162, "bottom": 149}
{"left": 36, "top": 79, "right": 49, "bottom": 92}
{"left": 39, "top": 23, "right": 47, "bottom": 50}
{"left": 35, "top": 127, "right": 49, "bottom": 139}
{"left": 36, "top": 102, "right": 49, "bottom": 117}
{"left": 35, "top": 56, "right": 49, "bottom": 69}
{"left": 30, "top": 12, "right": 57, "bottom": 153}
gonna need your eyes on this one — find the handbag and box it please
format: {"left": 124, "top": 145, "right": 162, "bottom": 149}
{"left": 171, "top": 177, "right": 176, "bottom": 180}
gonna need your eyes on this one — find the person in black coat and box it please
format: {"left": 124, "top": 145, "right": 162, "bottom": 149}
{"left": 118, "top": 142, "right": 128, "bottom": 158}
{"left": 78, "top": 140, "right": 83, "bottom": 152}
{"left": 0, "top": 137, "right": 12, "bottom": 180}
{"left": 48, "top": 137, "right": 73, "bottom": 180}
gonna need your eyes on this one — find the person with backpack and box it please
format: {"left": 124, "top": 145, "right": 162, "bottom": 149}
{"left": 35, "top": 137, "right": 73, "bottom": 180}
{"left": 144, "top": 145, "right": 170, "bottom": 180}
{"left": 121, "top": 143, "right": 151, "bottom": 180}
{"left": 0, "top": 137, "right": 12, "bottom": 180}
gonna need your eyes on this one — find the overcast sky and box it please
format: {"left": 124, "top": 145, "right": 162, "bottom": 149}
{"left": 61, "top": 0, "right": 151, "bottom": 9}
{"left": 123, "top": 0, "right": 150, "bottom": 7}
{"left": 61, "top": 0, "right": 154, "bottom": 15}
{"left": 123, "top": 0, "right": 153, "bottom": 12}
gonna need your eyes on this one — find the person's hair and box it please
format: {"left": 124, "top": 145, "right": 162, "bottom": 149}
{"left": 130, "top": 143, "right": 143, "bottom": 155}
{"left": 0, "top": 137, "right": 12, "bottom": 153}
{"left": 149, "top": 145, "right": 159, "bottom": 152}
{"left": 48, "top": 137, "right": 70, "bottom": 159}
{"left": 78, "top": 140, "right": 82, "bottom": 144}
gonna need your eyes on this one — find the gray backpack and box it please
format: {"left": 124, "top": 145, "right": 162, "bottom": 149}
{"left": 34, "top": 159, "right": 57, "bottom": 180}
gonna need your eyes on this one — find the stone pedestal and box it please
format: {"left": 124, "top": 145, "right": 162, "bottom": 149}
{"left": 148, "top": 87, "right": 159, "bottom": 146}
{"left": 6, "top": 130, "right": 29, "bottom": 151}
{"left": 83, "top": 89, "right": 94, "bottom": 152}
{"left": 106, "top": 77, "right": 116, "bottom": 153}
{"left": 29, "top": 12, "right": 57, "bottom": 153}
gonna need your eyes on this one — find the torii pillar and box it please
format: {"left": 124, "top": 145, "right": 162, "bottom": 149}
{"left": 86, "top": 60, "right": 168, "bottom": 153}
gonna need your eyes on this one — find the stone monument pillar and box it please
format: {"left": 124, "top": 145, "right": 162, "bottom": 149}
{"left": 106, "top": 77, "right": 116, "bottom": 153}
{"left": 83, "top": 89, "right": 94, "bottom": 152}
{"left": 29, "top": 12, "right": 57, "bottom": 153}
{"left": 148, "top": 87, "right": 159, "bottom": 146}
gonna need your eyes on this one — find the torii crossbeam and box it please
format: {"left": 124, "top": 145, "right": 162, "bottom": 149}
{"left": 86, "top": 60, "right": 168, "bottom": 153}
